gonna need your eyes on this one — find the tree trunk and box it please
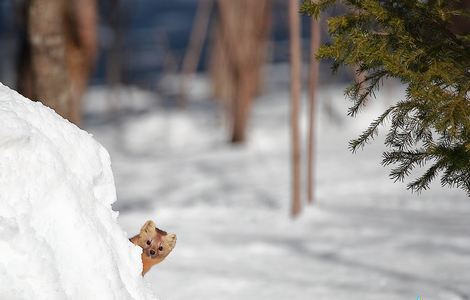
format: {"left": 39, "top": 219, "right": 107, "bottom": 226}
{"left": 307, "top": 15, "right": 321, "bottom": 204}
{"left": 21, "top": 0, "right": 97, "bottom": 125}
{"left": 212, "top": 0, "right": 271, "bottom": 143}
{"left": 28, "top": 0, "right": 71, "bottom": 119}
{"left": 180, "top": 0, "right": 213, "bottom": 107}
{"left": 289, "top": 0, "right": 302, "bottom": 217}
{"left": 65, "top": 0, "right": 98, "bottom": 125}
{"left": 230, "top": 67, "right": 256, "bottom": 143}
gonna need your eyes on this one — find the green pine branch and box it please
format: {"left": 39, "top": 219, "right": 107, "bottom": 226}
{"left": 301, "top": 0, "right": 470, "bottom": 196}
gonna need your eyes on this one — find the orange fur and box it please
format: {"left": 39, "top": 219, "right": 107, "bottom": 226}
{"left": 130, "top": 220, "right": 176, "bottom": 276}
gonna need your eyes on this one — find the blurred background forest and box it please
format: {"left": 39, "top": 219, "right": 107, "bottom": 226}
{"left": 0, "top": 1, "right": 469, "bottom": 299}
{"left": 0, "top": 0, "right": 342, "bottom": 88}
{"left": 0, "top": 0, "right": 355, "bottom": 215}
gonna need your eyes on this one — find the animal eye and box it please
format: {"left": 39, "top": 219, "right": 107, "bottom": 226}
{"left": 146, "top": 240, "right": 151, "bottom": 245}
{"left": 150, "top": 249, "right": 155, "bottom": 255}
{"left": 158, "top": 246, "right": 163, "bottom": 251}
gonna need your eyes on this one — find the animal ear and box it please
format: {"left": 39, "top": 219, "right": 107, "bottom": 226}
{"left": 159, "top": 233, "right": 177, "bottom": 260}
{"left": 140, "top": 220, "right": 157, "bottom": 238}
{"left": 165, "top": 234, "right": 177, "bottom": 252}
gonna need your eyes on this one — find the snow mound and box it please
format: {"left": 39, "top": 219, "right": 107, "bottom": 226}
{"left": 0, "top": 83, "right": 154, "bottom": 300}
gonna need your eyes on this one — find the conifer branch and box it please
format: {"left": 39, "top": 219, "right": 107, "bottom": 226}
{"left": 349, "top": 105, "right": 395, "bottom": 152}
{"left": 302, "top": 0, "right": 470, "bottom": 195}
{"left": 407, "top": 161, "right": 443, "bottom": 192}
{"left": 347, "top": 69, "right": 388, "bottom": 117}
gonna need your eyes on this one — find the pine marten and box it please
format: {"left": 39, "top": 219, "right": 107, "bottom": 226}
{"left": 130, "top": 220, "right": 177, "bottom": 276}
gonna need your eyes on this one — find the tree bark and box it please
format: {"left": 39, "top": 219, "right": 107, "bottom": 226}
{"left": 289, "top": 0, "right": 302, "bottom": 217}
{"left": 20, "top": 0, "right": 97, "bottom": 125}
{"left": 230, "top": 67, "right": 256, "bottom": 142}
{"left": 65, "top": 0, "right": 98, "bottom": 125}
{"left": 212, "top": 0, "right": 271, "bottom": 143}
{"left": 307, "top": 15, "right": 321, "bottom": 204}
{"left": 28, "top": 0, "right": 71, "bottom": 119}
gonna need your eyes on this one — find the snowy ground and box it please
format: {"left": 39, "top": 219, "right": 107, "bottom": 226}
{"left": 0, "top": 83, "right": 153, "bottom": 300}
{"left": 84, "top": 76, "right": 469, "bottom": 300}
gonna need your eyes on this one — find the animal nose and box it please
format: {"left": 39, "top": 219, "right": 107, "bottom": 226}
{"left": 149, "top": 249, "right": 155, "bottom": 256}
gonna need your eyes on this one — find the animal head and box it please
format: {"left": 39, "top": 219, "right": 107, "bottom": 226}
{"left": 130, "top": 220, "right": 177, "bottom": 275}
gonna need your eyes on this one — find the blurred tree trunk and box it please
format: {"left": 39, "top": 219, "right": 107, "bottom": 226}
{"left": 18, "top": 0, "right": 97, "bottom": 125}
{"left": 65, "top": 0, "right": 98, "bottom": 125}
{"left": 211, "top": 0, "right": 271, "bottom": 143}
{"left": 354, "top": 66, "right": 366, "bottom": 95}
{"left": 307, "top": 15, "right": 321, "bottom": 204}
{"left": 289, "top": 0, "right": 301, "bottom": 217}
{"left": 106, "top": 0, "right": 123, "bottom": 89}
{"left": 28, "top": 0, "right": 71, "bottom": 119}
{"left": 209, "top": 25, "right": 233, "bottom": 108}
{"left": 180, "top": 0, "right": 213, "bottom": 107}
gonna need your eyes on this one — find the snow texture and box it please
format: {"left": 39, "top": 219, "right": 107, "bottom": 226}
{"left": 84, "top": 74, "right": 469, "bottom": 300}
{"left": 0, "top": 83, "right": 154, "bottom": 300}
